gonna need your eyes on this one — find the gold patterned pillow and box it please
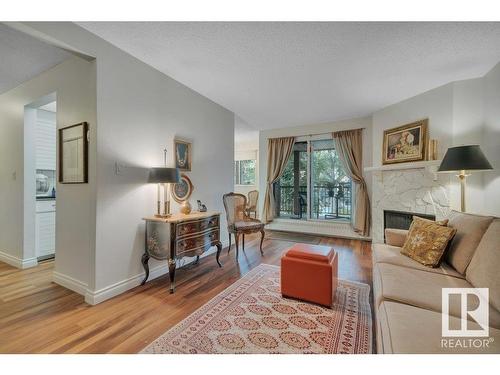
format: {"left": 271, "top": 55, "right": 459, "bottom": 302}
{"left": 413, "top": 216, "right": 449, "bottom": 226}
{"left": 401, "top": 217, "right": 457, "bottom": 267}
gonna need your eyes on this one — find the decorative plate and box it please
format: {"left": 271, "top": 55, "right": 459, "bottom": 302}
{"left": 172, "top": 174, "right": 193, "bottom": 203}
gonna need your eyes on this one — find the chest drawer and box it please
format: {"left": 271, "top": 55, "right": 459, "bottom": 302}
{"left": 176, "top": 215, "right": 219, "bottom": 238}
{"left": 176, "top": 229, "right": 220, "bottom": 256}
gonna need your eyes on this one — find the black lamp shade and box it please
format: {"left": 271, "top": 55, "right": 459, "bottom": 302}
{"left": 147, "top": 167, "right": 180, "bottom": 183}
{"left": 438, "top": 145, "right": 493, "bottom": 172}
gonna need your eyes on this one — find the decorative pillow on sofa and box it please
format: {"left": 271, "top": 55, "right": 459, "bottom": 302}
{"left": 401, "top": 217, "right": 457, "bottom": 267}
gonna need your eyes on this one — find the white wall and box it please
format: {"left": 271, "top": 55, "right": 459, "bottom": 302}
{"left": 258, "top": 116, "right": 372, "bottom": 239}
{"left": 482, "top": 62, "right": 500, "bottom": 216}
{"left": 451, "top": 78, "right": 485, "bottom": 213}
{"left": 92, "top": 51, "right": 234, "bottom": 301}
{"left": 372, "top": 67, "right": 500, "bottom": 216}
{"left": 20, "top": 23, "right": 235, "bottom": 304}
{"left": 372, "top": 83, "right": 455, "bottom": 167}
{"left": 0, "top": 56, "right": 97, "bottom": 288}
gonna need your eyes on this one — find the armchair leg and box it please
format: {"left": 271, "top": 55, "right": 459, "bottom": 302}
{"left": 242, "top": 234, "right": 245, "bottom": 250}
{"left": 228, "top": 233, "right": 232, "bottom": 254}
{"left": 259, "top": 229, "right": 265, "bottom": 255}
{"left": 235, "top": 233, "right": 240, "bottom": 261}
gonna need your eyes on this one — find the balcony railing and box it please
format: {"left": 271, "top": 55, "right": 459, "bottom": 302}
{"left": 274, "top": 183, "right": 352, "bottom": 220}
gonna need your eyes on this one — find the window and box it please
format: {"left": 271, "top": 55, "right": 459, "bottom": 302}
{"left": 273, "top": 138, "right": 352, "bottom": 221}
{"left": 234, "top": 159, "right": 256, "bottom": 185}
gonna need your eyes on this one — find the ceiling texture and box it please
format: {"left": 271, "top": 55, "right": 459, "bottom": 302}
{"left": 79, "top": 22, "right": 500, "bottom": 133}
{"left": 0, "top": 23, "right": 72, "bottom": 95}
{"left": 76, "top": 22, "right": 500, "bottom": 132}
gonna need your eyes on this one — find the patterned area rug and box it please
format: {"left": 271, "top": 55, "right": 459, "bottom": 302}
{"left": 141, "top": 264, "right": 372, "bottom": 354}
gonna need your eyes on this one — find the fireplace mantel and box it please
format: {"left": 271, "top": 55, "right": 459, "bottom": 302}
{"left": 364, "top": 160, "right": 442, "bottom": 181}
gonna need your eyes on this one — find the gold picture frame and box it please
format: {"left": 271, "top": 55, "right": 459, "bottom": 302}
{"left": 382, "top": 119, "right": 428, "bottom": 165}
{"left": 174, "top": 138, "right": 192, "bottom": 171}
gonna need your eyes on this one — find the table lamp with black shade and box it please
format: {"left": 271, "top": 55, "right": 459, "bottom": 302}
{"left": 438, "top": 145, "right": 493, "bottom": 212}
{"left": 148, "top": 149, "right": 180, "bottom": 218}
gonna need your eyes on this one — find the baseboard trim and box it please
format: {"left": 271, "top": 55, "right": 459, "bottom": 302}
{"left": 84, "top": 262, "right": 170, "bottom": 305}
{"left": 53, "top": 271, "right": 89, "bottom": 296}
{"left": 84, "top": 243, "right": 228, "bottom": 305}
{"left": 0, "top": 250, "right": 38, "bottom": 269}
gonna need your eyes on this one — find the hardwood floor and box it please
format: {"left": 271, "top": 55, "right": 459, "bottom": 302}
{"left": 0, "top": 233, "right": 372, "bottom": 353}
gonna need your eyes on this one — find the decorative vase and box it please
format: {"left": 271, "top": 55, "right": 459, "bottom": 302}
{"left": 180, "top": 200, "right": 192, "bottom": 214}
{"left": 428, "top": 139, "right": 438, "bottom": 160}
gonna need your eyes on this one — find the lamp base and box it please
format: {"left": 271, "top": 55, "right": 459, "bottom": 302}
{"left": 154, "top": 213, "right": 172, "bottom": 218}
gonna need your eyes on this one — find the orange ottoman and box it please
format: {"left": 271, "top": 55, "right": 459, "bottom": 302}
{"left": 281, "top": 243, "right": 338, "bottom": 307}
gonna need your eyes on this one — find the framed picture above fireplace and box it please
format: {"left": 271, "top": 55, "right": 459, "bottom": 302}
{"left": 382, "top": 119, "right": 428, "bottom": 165}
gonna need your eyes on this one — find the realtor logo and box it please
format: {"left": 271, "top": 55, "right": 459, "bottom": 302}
{"left": 441, "top": 288, "right": 489, "bottom": 337}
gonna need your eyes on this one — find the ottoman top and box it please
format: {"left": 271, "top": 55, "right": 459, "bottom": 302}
{"left": 285, "top": 243, "right": 335, "bottom": 263}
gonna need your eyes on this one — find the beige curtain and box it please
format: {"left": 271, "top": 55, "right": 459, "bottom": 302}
{"left": 332, "top": 129, "right": 371, "bottom": 236}
{"left": 262, "top": 137, "right": 295, "bottom": 223}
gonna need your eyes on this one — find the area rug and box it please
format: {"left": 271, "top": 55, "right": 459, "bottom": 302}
{"left": 141, "top": 264, "right": 372, "bottom": 354}
{"left": 265, "top": 230, "right": 321, "bottom": 245}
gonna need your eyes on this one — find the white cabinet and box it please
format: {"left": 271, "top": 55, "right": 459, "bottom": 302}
{"left": 36, "top": 110, "right": 56, "bottom": 170}
{"left": 36, "top": 200, "right": 56, "bottom": 258}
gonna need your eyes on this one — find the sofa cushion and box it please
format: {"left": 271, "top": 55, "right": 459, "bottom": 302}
{"left": 446, "top": 210, "right": 494, "bottom": 274}
{"left": 372, "top": 243, "right": 464, "bottom": 279}
{"left": 466, "top": 219, "right": 500, "bottom": 311}
{"left": 373, "top": 263, "right": 500, "bottom": 329}
{"left": 384, "top": 228, "right": 408, "bottom": 247}
{"left": 401, "top": 216, "right": 456, "bottom": 267}
{"left": 377, "top": 301, "right": 500, "bottom": 354}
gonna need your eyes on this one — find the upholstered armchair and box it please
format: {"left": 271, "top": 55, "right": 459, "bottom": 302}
{"left": 246, "top": 190, "right": 259, "bottom": 218}
{"left": 222, "top": 192, "right": 265, "bottom": 260}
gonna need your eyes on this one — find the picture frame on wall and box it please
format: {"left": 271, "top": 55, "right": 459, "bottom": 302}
{"left": 59, "top": 122, "right": 89, "bottom": 183}
{"left": 174, "top": 138, "right": 192, "bottom": 171}
{"left": 382, "top": 119, "right": 428, "bottom": 165}
{"left": 171, "top": 174, "right": 194, "bottom": 203}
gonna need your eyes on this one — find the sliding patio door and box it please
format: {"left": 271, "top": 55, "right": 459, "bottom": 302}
{"left": 273, "top": 137, "right": 352, "bottom": 221}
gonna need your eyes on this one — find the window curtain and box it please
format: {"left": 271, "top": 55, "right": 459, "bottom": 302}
{"left": 332, "top": 129, "right": 371, "bottom": 236}
{"left": 262, "top": 137, "right": 295, "bottom": 223}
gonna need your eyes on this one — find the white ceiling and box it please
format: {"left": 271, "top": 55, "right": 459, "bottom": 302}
{"left": 0, "top": 23, "right": 72, "bottom": 95}
{"left": 78, "top": 22, "right": 500, "bottom": 131}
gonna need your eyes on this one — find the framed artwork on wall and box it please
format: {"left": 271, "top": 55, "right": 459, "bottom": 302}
{"left": 174, "top": 138, "right": 192, "bottom": 171}
{"left": 59, "top": 122, "right": 89, "bottom": 183}
{"left": 172, "top": 174, "right": 194, "bottom": 203}
{"left": 382, "top": 119, "right": 428, "bottom": 165}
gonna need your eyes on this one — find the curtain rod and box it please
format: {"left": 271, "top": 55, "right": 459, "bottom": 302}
{"left": 267, "top": 128, "right": 366, "bottom": 139}
{"left": 275, "top": 127, "right": 366, "bottom": 139}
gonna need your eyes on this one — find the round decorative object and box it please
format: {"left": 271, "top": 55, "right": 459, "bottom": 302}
{"left": 172, "top": 174, "right": 193, "bottom": 203}
{"left": 180, "top": 200, "right": 192, "bottom": 214}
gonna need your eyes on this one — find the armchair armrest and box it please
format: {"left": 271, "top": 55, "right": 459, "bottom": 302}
{"left": 384, "top": 228, "right": 409, "bottom": 247}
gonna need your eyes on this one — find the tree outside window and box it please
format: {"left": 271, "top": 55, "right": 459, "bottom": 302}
{"left": 234, "top": 159, "right": 256, "bottom": 185}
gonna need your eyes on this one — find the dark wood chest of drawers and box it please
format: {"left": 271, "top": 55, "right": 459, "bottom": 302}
{"left": 141, "top": 212, "right": 222, "bottom": 293}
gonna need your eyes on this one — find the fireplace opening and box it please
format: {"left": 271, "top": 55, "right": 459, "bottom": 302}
{"left": 383, "top": 210, "right": 435, "bottom": 241}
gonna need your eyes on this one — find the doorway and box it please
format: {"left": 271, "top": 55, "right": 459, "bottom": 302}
{"left": 25, "top": 93, "right": 57, "bottom": 264}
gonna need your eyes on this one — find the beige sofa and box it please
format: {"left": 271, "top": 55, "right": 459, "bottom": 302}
{"left": 373, "top": 211, "right": 500, "bottom": 354}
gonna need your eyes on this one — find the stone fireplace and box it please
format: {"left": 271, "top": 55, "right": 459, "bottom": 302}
{"left": 370, "top": 164, "right": 451, "bottom": 243}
